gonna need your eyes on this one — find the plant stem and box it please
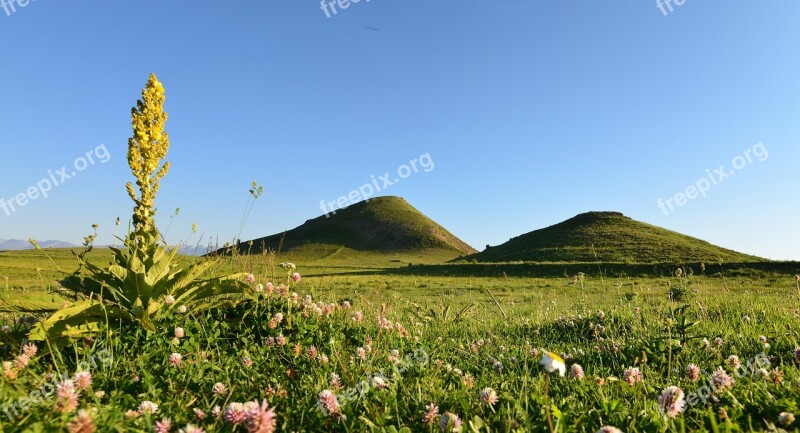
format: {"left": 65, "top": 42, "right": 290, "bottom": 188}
{"left": 544, "top": 374, "right": 555, "bottom": 433}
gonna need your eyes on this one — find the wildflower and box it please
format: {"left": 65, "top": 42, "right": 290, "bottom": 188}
{"left": 726, "top": 355, "right": 741, "bottom": 370}
{"left": 352, "top": 311, "right": 364, "bottom": 323}
{"left": 371, "top": 376, "right": 388, "bottom": 390}
{"left": 530, "top": 347, "right": 540, "bottom": 358}
{"left": 759, "top": 335, "right": 768, "bottom": 344}
{"left": 154, "top": 418, "right": 172, "bottom": 433}
{"left": 439, "top": 412, "right": 462, "bottom": 432}
{"left": 291, "top": 272, "right": 301, "bottom": 283}
{"left": 224, "top": 403, "right": 250, "bottom": 425}
{"left": 793, "top": 348, "right": 800, "bottom": 363}
{"left": 657, "top": 386, "right": 685, "bottom": 418}
{"left": 570, "top": 364, "right": 585, "bottom": 380}
{"left": 622, "top": 367, "right": 643, "bottom": 385}
{"left": 14, "top": 354, "right": 30, "bottom": 370}
{"left": 164, "top": 295, "right": 176, "bottom": 306}
{"left": 770, "top": 368, "right": 783, "bottom": 385}
{"left": 356, "top": 347, "right": 367, "bottom": 360}
{"left": 596, "top": 427, "right": 623, "bottom": 433}
{"left": 714, "top": 337, "right": 723, "bottom": 347}
{"left": 779, "top": 412, "right": 795, "bottom": 427}
{"left": 173, "top": 327, "right": 185, "bottom": 339}
{"left": 246, "top": 274, "right": 256, "bottom": 284}
{"left": 67, "top": 409, "right": 96, "bottom": 433}
{"left": 342, "top": 300, "right": 351, "bottom": 309}
{"left": 378, "top": 317, "right": 393, "bottom": 330}
{"left": 318, "top": 390, "right": 342, "bottom": 418}
{"left": 753, "top": 368, "right": 770, "bottom": 381}
{"left": 22, "top": 343, "right": 38, "bottom": 357}
{"left": 255, "top": 284, "right": 264, "bottom": 293}
{"left": 178, "top": 425, "right": 205, "bottom": 433}
{"left": 213, "top": 382, "right": 227, "bottom": 396}
{"left": 540, "top": 352, "right": 566, "bottom": 376}
{"left": 711, "top": 368, "right": 734, "bottom": 391}
{"left": 243, "top": 356, "right": 253, "bottom": 368}
{"left": 211, "top": 406, "right": 222, "bottom": 418}
{"left": 480, "top": 387, "right": 498, "bottom": 406}
{"left": 320, "top": 353, "right": 329, "bottom": 364}
{"left": 245, "top": 399, "right": 277, "bottom": 433}
{"left": 273, "top": 313, "right": 284, "bottom": 323}
{"left": 422, "top": 403, "right": 439, "bottom": 425}
{"left": 56, "top": 380, "right": 79, "bottom": 413}
{"left": 685, "top": 364, "right": 701, "bottom": 381}
{"left": 74, "top": 371, "right": 92, "bottom": 390}
{"left": 463, "top": 374, "right": 475, "bottom": 388}
{"left": 701, "top": 338, "right": 710, "bottom": 348}
{"left": 276, "top": 334, "right": 286, "bottom": 346}
{"left": 388, "top": 349, "right": 400, "bottom": 363}
{"left": 139, "top": 401, "right": 159, "bottom": 415}
{"left": 330, "top": 373, "right": 342, "bottom": 391}
{"left": 169, "top": 353, "right": 183, "bottom": 366}
{"left": 193, "top": 408, "right": 206, "bottom": 420}
{"left": 492, "top": 360, "right": 503, "bottom": 373}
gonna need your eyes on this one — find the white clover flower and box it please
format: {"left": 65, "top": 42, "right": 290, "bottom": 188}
{"left": 138, "top": 400, "right": 159, "bottom": 415}
{"left": 540, "top": 351, "right": 566, "bottom": 376}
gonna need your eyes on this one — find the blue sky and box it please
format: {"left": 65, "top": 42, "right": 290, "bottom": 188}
{"left": 1, "top": 1, "right": 798, "bottom": 260}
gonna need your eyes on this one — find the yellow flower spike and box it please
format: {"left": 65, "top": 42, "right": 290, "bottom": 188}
{"left": 126, "top": 73, "right": 170, "bottom": 249}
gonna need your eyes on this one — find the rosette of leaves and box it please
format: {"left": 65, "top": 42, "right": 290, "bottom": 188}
{"left": 29, "top": 74, "right": 250, "bottom": 347}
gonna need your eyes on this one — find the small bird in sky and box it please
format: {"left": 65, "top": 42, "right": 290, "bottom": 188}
{"left": 364, "top": 26, "right": 381, "bottom": 31}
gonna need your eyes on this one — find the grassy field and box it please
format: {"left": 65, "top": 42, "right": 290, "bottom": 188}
{"left": 1, "top": 248, "right": 799, "bottom": 432}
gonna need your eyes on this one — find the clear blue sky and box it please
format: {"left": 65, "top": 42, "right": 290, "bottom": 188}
{"left": 1, "top": 1, "right": 798, "bottom": 260}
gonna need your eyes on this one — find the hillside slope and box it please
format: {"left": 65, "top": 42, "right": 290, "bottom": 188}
{"left": 467, "top": 211, "right": 764, "bottom": 263}
{"left": 232, "top": 197, "right": 476, "bottom": 261}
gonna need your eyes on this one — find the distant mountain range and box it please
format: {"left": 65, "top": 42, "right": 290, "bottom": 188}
{"left": 0, "top": 239, "right": 78, "bottom": 250}
{"left": 0, "top": 238, "right": 211, "bottom": 256}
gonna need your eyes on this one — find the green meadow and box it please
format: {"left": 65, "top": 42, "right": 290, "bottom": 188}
{"left": 2, "top": 246, "right": 800, "bottom": 432}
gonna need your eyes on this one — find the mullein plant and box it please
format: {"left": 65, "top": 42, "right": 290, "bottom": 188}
{"left": 30, "top": 74, "right": 251, "bottom": 347}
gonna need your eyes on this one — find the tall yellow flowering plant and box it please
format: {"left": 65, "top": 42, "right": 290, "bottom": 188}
{"left": 127, "top": 74, "right": 170, "bottom": 252}
{"left": 30, "top": 74, "right": 250, "bottom": 347}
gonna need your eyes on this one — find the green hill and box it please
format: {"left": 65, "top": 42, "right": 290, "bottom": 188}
{"left": 231, "top": 196, "right": 477, "bottom": 263}
{"left": 467, "top": 211, "right": 765, "bottom": 264}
